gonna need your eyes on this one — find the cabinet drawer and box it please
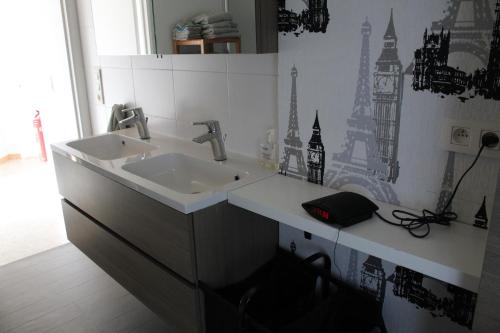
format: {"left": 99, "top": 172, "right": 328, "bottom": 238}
{"left": 62, "top": 200, "right": 201, "bottom": 333}
{"left": 54, "top": 152, "right": 196, "bottom": 281}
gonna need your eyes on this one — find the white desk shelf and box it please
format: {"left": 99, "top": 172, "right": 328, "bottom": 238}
{"left": 228, "top": 175, "right": 488, "bottom": 292}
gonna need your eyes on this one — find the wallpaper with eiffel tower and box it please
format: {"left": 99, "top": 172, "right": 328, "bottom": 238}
{"left": 413, "top": 0, "right": 500, "bottom": 101}
{"left": 278, "top": 1, "right": 500, "bottom": 332}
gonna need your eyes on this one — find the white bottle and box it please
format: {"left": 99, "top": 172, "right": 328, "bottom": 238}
{"left": 259, "top": 129, "right": 277, "bottom": 170}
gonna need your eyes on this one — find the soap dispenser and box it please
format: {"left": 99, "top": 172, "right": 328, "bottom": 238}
{"left": 259, "top": 129, "right": 277, "bottom": 170}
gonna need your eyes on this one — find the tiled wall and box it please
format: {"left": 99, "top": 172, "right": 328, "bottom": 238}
{"left": 95, "top": 54, "right": 277, "bottom": 158}
{"left": 75, "top": 0, "right": 278, "bottom": 159}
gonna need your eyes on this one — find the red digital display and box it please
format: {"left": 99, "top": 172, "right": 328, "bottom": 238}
{"left": 311, "top": 207, "right": 329, "bottom": 220}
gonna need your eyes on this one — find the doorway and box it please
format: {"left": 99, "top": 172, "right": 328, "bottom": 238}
{"left": 0, "top": 0, "right": 81, "bottom": 265}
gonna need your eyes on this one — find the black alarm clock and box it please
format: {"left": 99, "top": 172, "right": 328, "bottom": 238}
{"left": 302, "top": 192, "right": 379, "bottom": 227}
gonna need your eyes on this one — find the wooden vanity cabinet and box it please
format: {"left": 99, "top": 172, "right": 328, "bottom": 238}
{"left": 54, "top": 152, "right": 278, "bottom": 333}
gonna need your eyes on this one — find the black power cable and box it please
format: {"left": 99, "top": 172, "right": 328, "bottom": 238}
{"left": 332, "top": 226, "right": 343, "bottom": 280}
{"left": 375, "top": 132, "right": 499, "bottom": 238}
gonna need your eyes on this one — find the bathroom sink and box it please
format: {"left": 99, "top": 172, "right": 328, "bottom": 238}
{"left": 66, "top": 134, "right": 157, "bottom": 160}
{"left": 122, "top": 153, "right": 246, "bottom": 194}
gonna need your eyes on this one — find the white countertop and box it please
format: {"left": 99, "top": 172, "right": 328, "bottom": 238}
{"left": 228, "top": 174, "right": 488, "bottom": 292}
{"left": 51, "top": 129, "right": 276, "bottom": 214}
{"left": 52, "top": 130, "right": 487, "bottom": 291}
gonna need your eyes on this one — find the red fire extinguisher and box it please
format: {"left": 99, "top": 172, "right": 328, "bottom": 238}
{"left": 33, "top": 110, "right": 47, "bottom": 162}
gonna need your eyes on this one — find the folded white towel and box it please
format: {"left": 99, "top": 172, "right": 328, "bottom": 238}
{"left": 203, "top": 27, "right": 239, "bottom": 35}
{"left": 193, "top": 12, "right": 232, "bottom": 25}
{"left": 202, "top": 21, "right": 237, "bottom": 29}
{"left": 174, "top": 22, "right": 202, "bottom": 32}
{"left": 173, "top": 32, "right": 202, "bottom": 40}
{"left": 107, "top": 104, "right": 128, "bottom": 132}
{"left": 204, "top": 32, "right": 241, "bottom": 39}
{"left": 174, "top": 26, "right": 202, "bottom": 33}
{"left": 172, "top": 20, "right": 203, "bottom": 40}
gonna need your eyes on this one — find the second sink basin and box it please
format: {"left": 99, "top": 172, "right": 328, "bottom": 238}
{"left": 67, "top": 134, "right": 157, "bottom": 160}
{"left": 122, "top": 153, "right": 246, "bottom": 194}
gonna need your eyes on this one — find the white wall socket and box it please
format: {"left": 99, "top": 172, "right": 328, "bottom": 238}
{"left": 451, "top": 127, "right": 471, "bottom": 147}
{"left": 442, "top": 119, "right": 500, "bottom": 159}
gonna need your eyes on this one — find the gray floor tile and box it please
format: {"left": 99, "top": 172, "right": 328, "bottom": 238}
{"left": 7, "top": 303, "right": 81, "bottom": 333}
{"left": 0, "top": 245, "right": 169, "bottom": 333}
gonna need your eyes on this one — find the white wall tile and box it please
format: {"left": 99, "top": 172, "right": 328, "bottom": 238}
{"left": 144, "top": 115, "right": 177, "bottom": 137}
{"left": 97, "top": 63, "right": 278, "bottom": 157}
{"left": 131, "top": 55, "right": 172, "bottom": 70}
{"left": 90, "top": 104, "right": 109, "bottom": 135}
{"left": 175, "top": 120, "right": 213, "bottom": 142}
{"left": 173, "top": 71, "right": 229, "bottom": 128}
{"left": 227, "top": 54, "right": 278, "bottom": 76}
{"left": 133, "top": 69, "right": 175, "bottom": 119}
{"left": 172, "top": 54, "right": 227, "bottom": 73}
{"left": 99, "top": 56, "right": 132, "bottom": 69}
{"left": 227, "top": 74, "right": 277, "bottom": 157}
{"left": 101, "top": 68, "right": 135, "bottom": 108}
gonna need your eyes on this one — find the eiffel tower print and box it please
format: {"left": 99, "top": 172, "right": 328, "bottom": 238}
{"left": 431, "top": 0, "right": 494, "bottom": 65}
{"left": 280, "top": 66, "right": 307, "bottom": 179}
{"left": 324, "top": 18, "right": 399, "bottom": 205}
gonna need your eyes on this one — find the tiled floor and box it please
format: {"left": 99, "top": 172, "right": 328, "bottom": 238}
{"left": 0, "top": 244, "right": 171, "bottom": 333}
{"left": 0, "top": 158, "right": 68, "bottom": 266}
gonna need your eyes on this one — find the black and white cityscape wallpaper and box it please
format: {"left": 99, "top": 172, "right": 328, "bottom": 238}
{"left": 278, "top": 0, "right": 500, "bottom": 331}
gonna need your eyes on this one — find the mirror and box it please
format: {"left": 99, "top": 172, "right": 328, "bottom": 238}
{"left": 91, "top": 0, "right": 277, "bottom": 55}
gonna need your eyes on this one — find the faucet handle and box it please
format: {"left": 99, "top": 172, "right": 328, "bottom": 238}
{"left": 119, "top": 108, "right": 137, "bottom": 126}
{"left": 193, "top": 120, "right": 220, "bottom": 132}
{"left": 123, "top": 109, "right": 136, "bottom": 118}
{"left": 121, "top": 107, "right": 145, "bottom": 118}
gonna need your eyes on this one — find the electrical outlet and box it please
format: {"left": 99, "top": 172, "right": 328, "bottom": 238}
{"left": 443, "top": 119, "right": 500, "bottom": 159}
{"left": 480, "top": 130, "right": 500, "bottom": 150}
{"left": 451, "top": 127, "right": 471, "bottom": 146}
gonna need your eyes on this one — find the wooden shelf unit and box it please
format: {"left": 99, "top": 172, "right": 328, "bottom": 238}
{"left": 172, "top": 37, "right": 241, "bottom": 54}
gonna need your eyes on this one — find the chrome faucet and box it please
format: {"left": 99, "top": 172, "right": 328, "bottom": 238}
{"left": 192, "top": 120, "right": 227, "bottom": 161}
{"left": 119, "top": 107, "right": 150, "bottom": 140}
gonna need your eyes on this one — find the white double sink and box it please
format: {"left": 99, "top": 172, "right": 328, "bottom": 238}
{"left": 122, "top": 153, "right": 245, "bottom": 195}
{"left": 66, "top": 133, "right": 247, "bottom": 195}
{"left": 53, "top": 130, "right": 273, "bottom": 213}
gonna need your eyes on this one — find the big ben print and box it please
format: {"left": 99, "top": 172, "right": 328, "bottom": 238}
{"left": 372, "top": 9, "right": 404, "bottom": 184}
{"left": 307, "top": 110, "right": 325, "bottom": 185}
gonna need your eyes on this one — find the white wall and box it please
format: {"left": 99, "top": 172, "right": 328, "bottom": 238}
{"left": 277, "top": 0, "right": 500, "bottom": 331}
{"left": 474, "top": 173, "right": 500, "bottom": 331}
{"left": 76, "top": 0, "right": 278, "bottom": 158}
{"left": 278, "top": 0, "right": 500, "bottom": 225}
